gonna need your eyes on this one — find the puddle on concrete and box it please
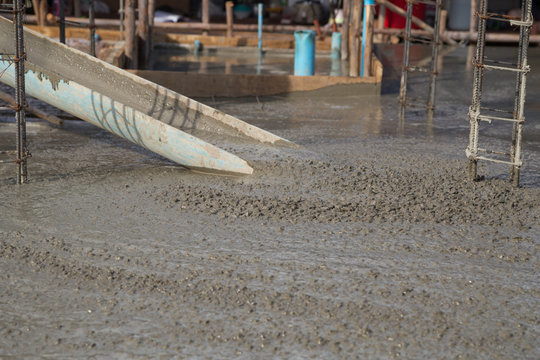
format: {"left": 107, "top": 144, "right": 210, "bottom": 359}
{"left": 151, "top": 45, "right": 349, "bottom": 76}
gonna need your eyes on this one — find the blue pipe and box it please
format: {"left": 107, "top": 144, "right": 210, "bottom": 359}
{"left": 361, "top": 0, "right": 376, "bottom": 77}
{"left": 294, "top": 30, "right": 316, "bottom": 76}
{"left": 331, "top": 32, "right": 341, "bottom": 60}
{"left": 258, "top": 3, "right": 263, "bottom": 51}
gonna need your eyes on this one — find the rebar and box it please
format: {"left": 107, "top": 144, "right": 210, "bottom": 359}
{"left": 398, "top": 0, "right": 413, "bottom": 119}
{"left": 89, "top": 0, "right": 96, "bottom": 57}
{"left": 466, "top": 0, "right": 532, "bottom": 186}
{"left": 510, "top": 0, "right": 532, "bottom": 186}
{"left": 427, "top": 0, "right": 442, "bottom": 113}
{"left": 398, "top": 0, "right": 442, "bottom": 119}
{"left": 13, "top": 0, "right": 27, "bottom": 183}
{"left": 466, "top": 0, "right": 488, "bottom": 180}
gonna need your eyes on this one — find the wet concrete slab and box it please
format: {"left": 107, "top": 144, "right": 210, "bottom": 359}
{"left": 0, "top": 44, "right": 539, "bottom": 359}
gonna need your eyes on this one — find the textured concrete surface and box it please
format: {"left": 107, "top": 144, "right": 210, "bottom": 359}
{"left": 0, "top": 45, "right": 538, "bottom": 359}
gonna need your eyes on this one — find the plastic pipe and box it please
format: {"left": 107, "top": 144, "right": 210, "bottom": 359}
{"left": 258, "top": 3, "right": 263, "bottom": 51}
{"left": 294, "top": 30, "right": 316, "bottom": 76}
{"left": 331, "top": 32, "right": 341, "bottom": 60}
{"left": 361, "top": 0, "right": 375, "bottom": 77}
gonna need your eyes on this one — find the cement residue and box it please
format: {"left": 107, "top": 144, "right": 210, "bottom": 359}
{"left": 0, "top": 45, "right": 539, "bottom": 359}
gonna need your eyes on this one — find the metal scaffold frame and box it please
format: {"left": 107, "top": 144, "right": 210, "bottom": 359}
{"left": 398, "top": 0, "right": 443, "bottom": 118}
{"left": 466, "top": 0, "right": 532, "bottom": 186}
{"left": 56, "top": 0, "right": 96, "bottom": 56}
{"left": 0, "top": 0, "right": 29, "bottom": 184}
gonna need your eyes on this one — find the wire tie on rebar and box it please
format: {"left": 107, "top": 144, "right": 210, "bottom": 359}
{"left": 465, "top": 148, "right": 476, "bottom": 160}
{"left": 468, "top": 107, "right": 480, "bottom": 122}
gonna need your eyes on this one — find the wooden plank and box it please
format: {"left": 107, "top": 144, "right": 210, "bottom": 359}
{"left": 129, "top": 66, "right": 382, "bottom": 98}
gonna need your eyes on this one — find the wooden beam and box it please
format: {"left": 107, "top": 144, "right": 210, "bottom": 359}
{"left": 376, "top": 4, "right": 386, "bottom": 42}
{"left": 363, "top": 4, "right": 375, "bottom": 77}
{"left": 349, "top": 0, "right": 361, "bottom": 77}
{"left": 341, "top": 0, "right": 351, "bottom": 60}
{"left": 137, "top": 0, "right": 149, "bottom": 68}
{"left": 202, "top": 0, "right": 209, "bottom": 35}
{"left": 129, "top": 69, "right": 382, "bottom": 98}
{"left": 125, "top": 0, "right": 137, "bottom": 69}
{"left": 470, "top": 0, "right": 477, "bottom": 33}
{"left": 226, "top": 1, "right": 234, "bottom": 38}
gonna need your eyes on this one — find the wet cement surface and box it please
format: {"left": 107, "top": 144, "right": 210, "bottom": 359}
{"left": 0, "top": 45, "right": 539, "bottom": 359}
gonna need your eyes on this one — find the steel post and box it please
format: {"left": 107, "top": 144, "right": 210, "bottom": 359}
{"left": 427, "top": 0, "right": 442, "bottom": 113}
{"left": 89, "top": 0, "right": 96, "bottom": 57}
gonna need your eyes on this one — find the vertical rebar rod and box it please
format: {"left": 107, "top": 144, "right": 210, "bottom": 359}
{"left": 13, "top": 0, "right": 27, "bottom": 184}
{"left": 89, "top": 0, "right": 96, "bottom": 57}
{"left": 59, "top": 0, "right": 65, "bottom": 43}
{"left": 398, "top": 0, "right": 413, "bottom": 118}
{"left": 510, "top": 0, "right": 532, "bottom": 186}
{"left": 427, "top": 0, "right": 442, "bottom": 114}
{"left": 467, "top": 0, "right": 487, "bottom": 180}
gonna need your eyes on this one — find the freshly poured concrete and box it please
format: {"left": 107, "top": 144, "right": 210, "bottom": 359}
{"left": 0, "top": 45, "right": 539, "bottom": 359}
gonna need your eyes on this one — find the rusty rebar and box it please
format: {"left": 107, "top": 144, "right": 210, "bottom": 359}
{"left": 399, "top": 0, "right": 443, "bottom": 119}
{"left": 13, "top": 0, "right": 27, "bottom": 183}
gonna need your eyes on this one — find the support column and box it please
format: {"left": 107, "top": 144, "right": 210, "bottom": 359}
{"left": 349, "top": 0, "right": 362, "bottom": 77}
{"left": 226, "top": 1, "right": 234, "bottom": 38}
{"left": 125, "top": 0, "right": 137, "bottom": 69}
{"left": 361, "top": 1, "right": 375, "bottom": 77}
{"left": 341, "top": 0, "right": 351, "bottom": 60}
{"left": 137, "top": 0, "right": 149, "bottom": 68}
{"left": 202, "top": 0, "right": 209, "bottom": 36}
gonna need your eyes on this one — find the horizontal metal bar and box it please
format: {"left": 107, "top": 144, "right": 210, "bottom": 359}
{"left": 0, "top": 159, "right": 15, "bottom": 164}
{"left": 482, "top": 12, "right": 533, "bottom": 27}
{"left": 401, "top": 98, "right": 429, "bottom": 108}
{"left": 478, "top": 148, "right": 511, "bottom": 157}
{"left": 0, "top": 150, "right": 17, "bottom": 155}
{"left": 480, "top": 107, "right": 513, "bottom": 115}
{"left": 405, "top": 36, "right": 435, "bottom": 45}
{"left": 57, "top": 19, "right": 89, "bottom": 28}
{"left": 476, "top": 155, "right": 521, "bottom": 166}
{"left": 406, "top": 66, "right": 431, "bottom": 73}
{"left": 0, "top": 106, "right": 13, "bottom": 111}
{"left": 477, "top": 114, "right": 524, "bottom": 124}
{"left": 482, "top": 59, "right": 529, "bottom": 73}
